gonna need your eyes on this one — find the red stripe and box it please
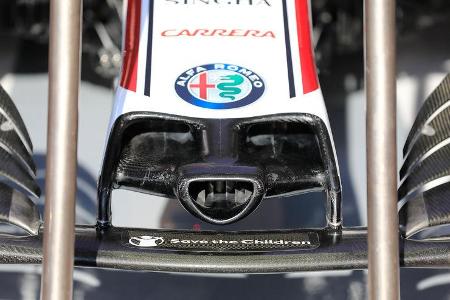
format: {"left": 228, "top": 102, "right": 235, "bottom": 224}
{"left": 295, "top": 0, "right": 319, "bottom": 94}
{"left": 120, "top": 0, "right": 141, "bottom": 92}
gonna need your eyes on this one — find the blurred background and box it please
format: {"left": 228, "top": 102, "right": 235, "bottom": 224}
{"left": 0, "top": 0, "right": 450, "bottom": 299}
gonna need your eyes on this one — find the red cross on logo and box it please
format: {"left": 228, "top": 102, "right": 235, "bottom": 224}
{"left": 189, "top": 72, "right": 215, "bottom": 100}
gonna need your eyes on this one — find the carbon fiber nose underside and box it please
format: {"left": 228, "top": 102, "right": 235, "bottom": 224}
{"left": 99, "top": 112, "right": 341, "bottom": 226}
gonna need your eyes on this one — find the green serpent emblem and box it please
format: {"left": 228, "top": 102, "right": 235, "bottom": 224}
{"left": 217, "top": 75, "right": 244, "bottom": 101}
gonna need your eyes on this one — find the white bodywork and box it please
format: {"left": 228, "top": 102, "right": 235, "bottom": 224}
{"left": 111, "top": 0, "right": 332, "bottom": 129}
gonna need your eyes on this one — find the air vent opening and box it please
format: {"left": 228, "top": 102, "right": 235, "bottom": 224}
{"left": 239, "top": 121, "right": 320, "bottom": 161}
{"left": 122, "top": 119, "right": 197, "bottom": 158}
{"left": 115, "top": 118, "right": 203, "bottom": 196}
{"left": 188, "top": 180, "right": 254, "bottom": 220}
{"left": 237, "top": 120, "right": 326, "bottom": 197}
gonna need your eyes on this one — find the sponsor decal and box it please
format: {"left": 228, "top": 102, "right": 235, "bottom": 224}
{"left": 175, "top": 64, "right": 265, "bottom": 109}
{"left": 162, "top": 29, "right": 275, "bottom": 38}
{"left": 127, "top": 231, "right": 319, "bottom": 251}
{"left": 165, "top": 0, "right": 271, "bottom": 6}
{"left": 129, "top": 236, "right": 164, "bottom": 247}
{"left": 168, "top": 239, "right": 312, "bottom": 245}
{"left": 129, "top": 237, "right": 313, "bottom": 248}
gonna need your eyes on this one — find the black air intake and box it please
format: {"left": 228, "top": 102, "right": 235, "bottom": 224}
{"left": 176, "top": 165, "right": 265, "bottom": 224}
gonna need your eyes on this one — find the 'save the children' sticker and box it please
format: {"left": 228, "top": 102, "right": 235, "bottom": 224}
{"left": 126, "top": 231, "right": 319, "bottom": 252}
{"left": 175, "top": 63, "right": 265, "bottom": 109}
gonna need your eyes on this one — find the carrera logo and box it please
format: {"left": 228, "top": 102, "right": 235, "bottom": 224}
{"left": 162, "top": 29, "right": 275, "bottom": 38}
{"left": 165, "top": 0, "right": 271, "bottom": 5}
{"left": 175, "top": 64, "right": 265, "bottom": 109}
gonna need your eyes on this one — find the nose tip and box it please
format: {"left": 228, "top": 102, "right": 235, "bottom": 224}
{"left": 177, "top": 175, "right": 265, "bottom": 225}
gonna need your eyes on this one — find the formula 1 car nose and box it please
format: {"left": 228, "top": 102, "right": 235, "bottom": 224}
{"left": 96, "top": 0, "right": 342, "bottom": 227}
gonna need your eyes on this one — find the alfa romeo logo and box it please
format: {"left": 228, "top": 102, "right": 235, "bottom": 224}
{"left": 175, "top": 63, "right": 265, "bottom": 109}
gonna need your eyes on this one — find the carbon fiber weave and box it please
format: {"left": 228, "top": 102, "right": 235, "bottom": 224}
{"left": 0, "top": 85, "right": 33, "bottom": 153}
{"left": 0, "top": 114, "right": 36, "bottom": 176}
{"left": 398, "top": 142, "right": 450, "bottom": 200}
{"left": 0, "top": 239, "right": 42, "bottom": 264}
{"left": 0, "top": 146, "right": 40, "bottom": 198}
{"left": 400, "top": 105, "right": 450, "bottom": 179}
{"left": 0, "top": 182, "right": 40, "bottom": 234}
{"left": 400, "top": 182, "right": 450, "bottom": 238}
{"left": 423, "top": 182, "right": 450, "bottom": 226}
{"left": 3, "top": 227, "right": 450, "bottom": 270}
{"left": 115, "top": 131, "right": 189, "bottom": 196}
{"left": 403, "top": 74, "right": 450, "bottom": 156}
{"left": 0, "top": 182, "right": 12, "bottom": 219}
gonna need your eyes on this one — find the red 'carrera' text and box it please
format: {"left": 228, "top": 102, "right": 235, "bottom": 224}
{"left": 161, "top": 29, "right": 276, "bottom": 38}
